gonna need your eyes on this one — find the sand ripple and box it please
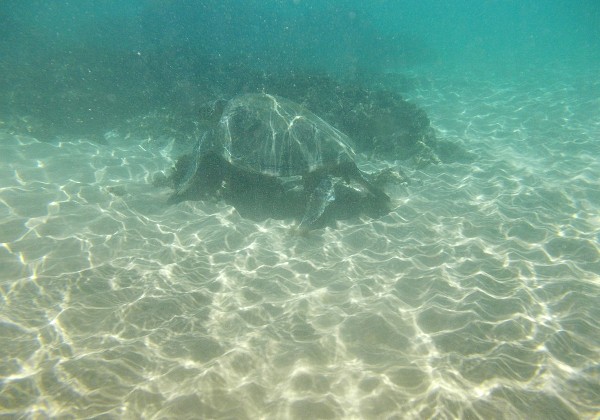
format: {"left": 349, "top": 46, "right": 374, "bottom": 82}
{"left": 1, "top": 69, "right": 599, "bottom": 418}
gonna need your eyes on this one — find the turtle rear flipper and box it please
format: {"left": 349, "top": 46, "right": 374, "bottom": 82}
{"left": 298, "top": 176, "right": 336, "bottom": 232}
{"left": 358, "top": 175, "right": 391, "bottom": 204}
{"left": 343, "top": 161, "right": 391, "bottom": 204}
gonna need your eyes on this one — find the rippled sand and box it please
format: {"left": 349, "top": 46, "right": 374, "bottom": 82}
{"left": 1, "top": 69, "right": 599, "bottom": 419}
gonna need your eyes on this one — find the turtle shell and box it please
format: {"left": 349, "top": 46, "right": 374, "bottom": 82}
{"left": 215, "top": 93, "right": 356, "bottom": 176}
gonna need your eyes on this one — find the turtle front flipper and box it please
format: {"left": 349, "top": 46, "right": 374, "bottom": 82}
{"left": 298, "top": 176, "right": 336, "bottom": 232}
{"left": 167, "top": 132, "right": 227, "bottom": 204}
{"left": 167, "top": 137, "right": 203, "bottom": 204}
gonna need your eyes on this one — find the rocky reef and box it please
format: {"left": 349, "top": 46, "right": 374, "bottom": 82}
{"left": 1, "top": 47, "right": 467, "bottom": 165}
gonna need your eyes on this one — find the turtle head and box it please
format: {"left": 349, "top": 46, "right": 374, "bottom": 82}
{"left": 199, "top": 98, "right": 228, "bottom": 126}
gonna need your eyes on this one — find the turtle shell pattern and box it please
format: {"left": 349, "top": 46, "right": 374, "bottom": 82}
{"left": 216, "top": 93, "right": 356, "bottom": 177}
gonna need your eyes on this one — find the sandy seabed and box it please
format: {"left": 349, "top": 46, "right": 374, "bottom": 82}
{"left": 1, "top": 67, "right": 599, "bottom": 419}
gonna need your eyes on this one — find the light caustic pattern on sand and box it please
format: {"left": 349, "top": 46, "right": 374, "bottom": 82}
{"left": 1, "top": 71, "right": 599, "bottom": 419}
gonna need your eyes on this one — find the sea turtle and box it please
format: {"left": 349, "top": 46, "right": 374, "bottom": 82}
{"left": 169, "top": 93, "right": 390, "bottom": 231}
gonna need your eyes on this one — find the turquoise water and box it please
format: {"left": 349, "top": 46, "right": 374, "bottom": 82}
{"left": 1, "top": 2, "right": 599, "bottom": 418}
